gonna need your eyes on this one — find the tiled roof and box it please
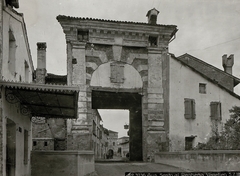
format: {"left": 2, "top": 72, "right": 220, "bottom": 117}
{"left": 0, "top": 80, "right": 78, "bottom": 92}
{"left": 171, "top": 53, "right": 240, "bottom": 100}
{"left": 56, "top": 15, "right": 177, "bottom": 28}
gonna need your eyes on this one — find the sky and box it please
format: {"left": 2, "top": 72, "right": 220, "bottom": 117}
{"left": 17, "top": 0, "right": 240, "bottom": 137}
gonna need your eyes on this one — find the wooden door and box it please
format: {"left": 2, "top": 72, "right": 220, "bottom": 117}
{"left": 6, "top": 118, "right": 16, "bottom": 176}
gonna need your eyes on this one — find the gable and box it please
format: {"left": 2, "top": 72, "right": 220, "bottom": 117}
{"left": 177, "top": 53, "right": 240, "bottom": 92}
{"left": 170, "top": 54, "right": 240, "bottom": 100}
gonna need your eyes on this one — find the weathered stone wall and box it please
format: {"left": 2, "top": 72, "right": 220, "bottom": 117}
{"left": 155, "top": 150, "right": 240, "bottom": 171}
{"left": 31, "top": 151, "right": 95, "bottom": 176}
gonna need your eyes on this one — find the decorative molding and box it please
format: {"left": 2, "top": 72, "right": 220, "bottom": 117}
{"left": 20, "top": 104, "right": 31, "bottom": 116}
{"left": 5, "top": 89, "right": 19, "bottom": 104}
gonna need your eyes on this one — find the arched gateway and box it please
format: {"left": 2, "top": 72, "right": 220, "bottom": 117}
{"left": 57, "top": 8, "right": 177, "bottom": 161}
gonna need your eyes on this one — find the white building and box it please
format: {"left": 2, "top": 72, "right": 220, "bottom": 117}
{"left": 168, "top": 53, "right": 240, "bottom": 151}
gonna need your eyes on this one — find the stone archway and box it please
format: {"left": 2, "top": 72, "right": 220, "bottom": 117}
{"left": 90, "top": 62, "right": 143, "bottom": 161}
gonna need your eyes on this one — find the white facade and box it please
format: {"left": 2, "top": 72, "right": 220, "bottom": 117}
{"left": 169, "top": 56, "right": 240, "bottom": 151}
{"left": 1, "top": 4, "right": 34, "bottom": 176}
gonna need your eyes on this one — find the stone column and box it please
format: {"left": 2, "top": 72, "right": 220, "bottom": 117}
{"left": 146, "top": 48, "right": 166, "bottom": 161}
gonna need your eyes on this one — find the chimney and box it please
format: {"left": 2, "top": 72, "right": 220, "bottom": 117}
{"left": 222, "top": 54, "right": 234, "bottom": 75}
{"left": 146, "top": 8, "right": 159, "bottom": 25}
{"left": 36, "top": 42, "right": 47, "bottom": 83}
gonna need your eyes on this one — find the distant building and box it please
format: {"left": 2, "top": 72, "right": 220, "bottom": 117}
{"left": 118, "top": 136, "right": 129, "bottom": 157}
{"left": 108, "top": 130, "right": 118, "bottom": 155}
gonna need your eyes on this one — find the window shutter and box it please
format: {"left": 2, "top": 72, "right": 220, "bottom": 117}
{"left": 217, "top": 102, "right": 222, "bottom": 120}
{"left": 210, "top": 102, "right": 221, "bottom": 120}
{"left": 192, "top": 99, "right": 196, "bottom": 119}
{"left": 184, "top": 99, "right": 192, "bottom": 119}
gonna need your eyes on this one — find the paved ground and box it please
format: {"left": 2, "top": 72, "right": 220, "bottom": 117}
{"left": 95, "top": 162, "right": 185, "bottom": 176}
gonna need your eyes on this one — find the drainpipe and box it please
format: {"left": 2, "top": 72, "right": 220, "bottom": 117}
{"left": 169, "top": 29, "right": 178, "bottom": 44}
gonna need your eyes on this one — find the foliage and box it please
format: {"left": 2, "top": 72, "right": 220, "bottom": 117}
{"left": 195, "top": 106, "right": 240, "bottom": 150}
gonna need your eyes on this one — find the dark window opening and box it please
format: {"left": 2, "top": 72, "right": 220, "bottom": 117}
{"left": 185, "top": 136, "right": 195, "bottom": 150}
{"left": 148, "top": 36, "right": 158, "bottom": 47}
{"left": 113, "top": 142, "right": 115, "bottom": 146}
{"left": 199, "top": 83, "right": 206, "bottom": 94}
{"left": 44, "top": 141, "right": 48, "bottom": 146}
{"left": 72, "top": 58, "right": 77, "bottom": 64}
{"left": 78, "top": 30, "right": 89, "bottom": 42}
{"left": 184, "top": 98, "right": 196, "bottom": 119}
{"left": 9, "top": 29, "right": 17, "bottom": 75}
{"left": 33, "top": 141, "right": 37, "bottom": 146}
{"left": 210, "top": 102, "right": 222, "bottom": 120}
{"left": 93, "top": 120, "right": 96, "bottom": 136}
{"left": 25, "top": 61, "right": 30, "bottom": 82}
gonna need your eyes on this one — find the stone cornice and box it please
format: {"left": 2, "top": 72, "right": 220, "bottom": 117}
{"left": 57, "top": 15, "right": 177, "bottom": 37}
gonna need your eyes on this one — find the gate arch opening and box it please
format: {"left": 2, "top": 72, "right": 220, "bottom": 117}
{"left": 90, "top": 62, "right": 143, "bottom": 161}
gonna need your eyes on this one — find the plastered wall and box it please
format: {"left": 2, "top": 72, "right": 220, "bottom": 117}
{"left": 169, "top": 57, "right": 240, "bottom": 151}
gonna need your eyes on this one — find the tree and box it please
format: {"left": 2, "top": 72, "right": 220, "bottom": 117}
{"left": 196, "top": 106, "right": 240, "bottom": 150}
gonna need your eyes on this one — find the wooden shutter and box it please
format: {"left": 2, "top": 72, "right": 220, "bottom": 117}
{"left": 192, "top": 99, "right": 196, "bottom": 119}
{"left": 210, "top": 102, "right": 222, "bottom": 120}
{"left": 110, "top": 62, "right": 124, "bottom": 83}
{"left": 184, "top": 99, "right": 196, "bottom": 119}
{"left": 184, "top": 99, "right": 192, "bottom": 119}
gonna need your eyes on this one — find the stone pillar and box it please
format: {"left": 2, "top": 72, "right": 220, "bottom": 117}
{"left": 146, "top": 48, "right": 166, "bottom": 161}
{"left": 67, "top": 41, "right": 92, "bottom": 150}
{"left": 36, "top": 42, "right": 47, "bottom": 84}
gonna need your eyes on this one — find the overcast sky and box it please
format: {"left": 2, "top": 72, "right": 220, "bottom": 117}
{"left": 18, "top": 0, "right": 240, "bottom": 137}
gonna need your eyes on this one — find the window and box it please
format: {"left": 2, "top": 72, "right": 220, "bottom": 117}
{"left": 113, "top": 142, "right": 115, "bottom": 146}
{"left": 184, "top": 98, "right": 196, "bottom": 119}
{"left": 149, "top": 36, "right": 158, "bottom": 47}
{"left": 9, "top": 29, "right": 17, "bottom": 75}
{"left": 44, "top": 141, "right": 48, "bottom": 146}
{"left": 25, "top": 61, "right": 30, "bottom": 82}
{"left": 77, "top": 30, "right": 89, "bottom": 41}
{"left": 33, "top": 141, "right": 37, "bottom": 146}
{"left": 199, "top": 83, "right": 206, "bottom": 94}
{"left": 24, "top": 130, "right": 28, "bottom": 164}
{"left": 99, "top": 130, "right": 102, "bottom": 139}
{"left": 185, "top": 136, "right": 195, "bottom": 150}
{"left": 210, "top": 102, "right": 222, "bottom": 120}
{"left": 93, "top": 120, "right": 96, "bottom": 136}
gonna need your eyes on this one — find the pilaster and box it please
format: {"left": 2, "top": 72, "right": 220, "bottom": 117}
{"left": 146, "top": 47, "right": 167, "bottom": 161}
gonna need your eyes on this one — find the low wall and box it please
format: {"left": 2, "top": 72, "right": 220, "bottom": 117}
{"left": 31, "top": 150, "right": 95, "bottom": 176}
{"left": 155, "top": 150, "right": 240, "bottom": 172}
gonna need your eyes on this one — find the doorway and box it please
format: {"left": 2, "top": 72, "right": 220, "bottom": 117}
{"left": 92, "top": 90, "right": 143, "bottom": 161}
{"left": 6, "top": 118, "right": 16, "bottom": 176}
